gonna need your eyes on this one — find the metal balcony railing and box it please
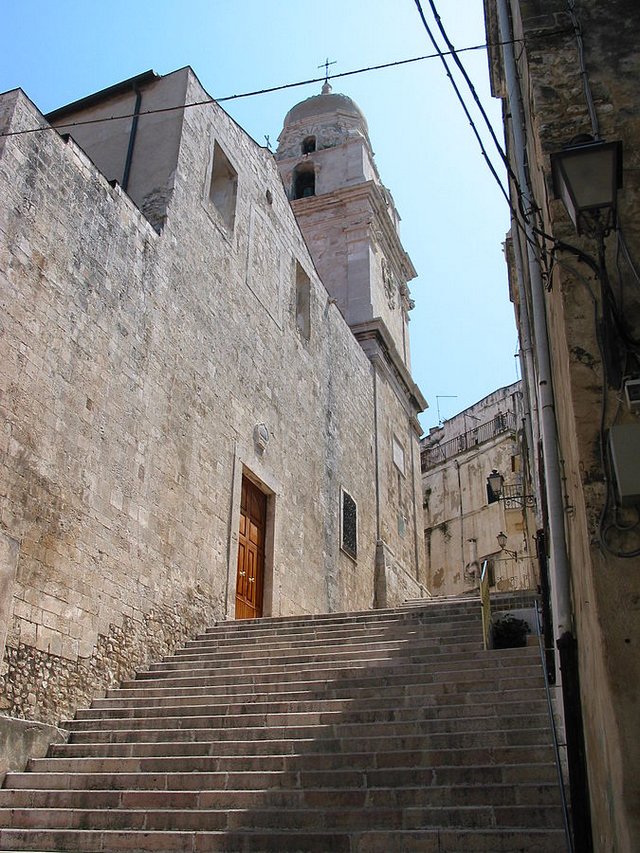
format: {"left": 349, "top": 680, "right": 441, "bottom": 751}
{"left": 421, "top": 410, "right": 517, "bottom": 472}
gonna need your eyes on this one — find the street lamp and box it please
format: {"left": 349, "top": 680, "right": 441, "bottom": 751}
{"left": 487, "top": 469, "right": 504, "bottom": 502}
{"left": 550, "top": 138, "right": 623, "bottom": 237}
{"left": 497, "top": 531, "right": 518, "bottom": 561}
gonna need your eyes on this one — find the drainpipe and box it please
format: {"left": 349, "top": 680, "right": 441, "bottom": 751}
{"left": 455, "top": 460, "right": 465, "bottom": 581}
{"left": 511, "top": 223, "right": 542, "bottom": 525}
{"left": 495, "top": 3, "right": 593, "bottom": 849}
{"left": 122, "top": 86, "right": 142, "bottom": 192}
{"left": 495, "top": 0, "right": 572, "bottom": 640}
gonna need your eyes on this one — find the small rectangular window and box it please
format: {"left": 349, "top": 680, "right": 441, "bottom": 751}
{"left": 295, "top": 262, "right": 311, "bottom": 340}
{"left": 209, "top": 141, "right": 238, "bottom": 231}
{"left": 341, "top": 488, "right": 357, "bottom": 560}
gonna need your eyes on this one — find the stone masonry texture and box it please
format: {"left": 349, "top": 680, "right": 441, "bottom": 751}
{"left": 0, "top": 68, "right": 422, "bottom": 728}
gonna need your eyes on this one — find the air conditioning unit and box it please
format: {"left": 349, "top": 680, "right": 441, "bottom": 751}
{"left": 624, "top": 378, "right": 640, "bottom": 414}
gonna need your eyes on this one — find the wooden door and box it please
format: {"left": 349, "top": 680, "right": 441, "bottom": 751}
{"left": 235, "top": 476, "right": 266, "bottom": 619}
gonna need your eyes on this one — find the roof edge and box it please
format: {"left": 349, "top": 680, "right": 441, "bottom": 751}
{"left": 45, "top": 70, "right": 159, "bottom": 121}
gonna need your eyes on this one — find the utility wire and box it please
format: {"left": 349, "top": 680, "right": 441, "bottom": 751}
{"left": 0, "top": 34, "right": 566, "bottom": 140}
{"left": 425, "top": 0, "right": 516, "bottom": 182}
{"left": 412, "top": 0, "right": 511, "bottom": 205}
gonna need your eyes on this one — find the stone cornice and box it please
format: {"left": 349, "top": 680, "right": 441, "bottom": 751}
{"left": 351, "top": 318, "right": 427, "bottom": 434}
{"left": 292, "top": 181, "right": 417, "bottom": 285}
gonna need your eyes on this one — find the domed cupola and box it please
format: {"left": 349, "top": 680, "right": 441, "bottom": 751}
{"left": 277, "top": 82, "right": 371, "bottom": 159}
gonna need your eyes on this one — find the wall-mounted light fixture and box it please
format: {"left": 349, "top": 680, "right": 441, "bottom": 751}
{"left": 497, "top": 531, "right": 518, "bottom": 561}
{"left": 487, "top": 469, "right": 536, "bottom": 509}
{"left": 550, "top": 138, "right": 623, "bottom": 237}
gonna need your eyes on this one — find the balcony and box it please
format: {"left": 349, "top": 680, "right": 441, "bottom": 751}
{"left": 421, "top": 411, "right": 517, "bottom": 472}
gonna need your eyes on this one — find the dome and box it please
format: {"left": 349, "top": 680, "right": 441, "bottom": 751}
{"left": 282, "top": 83, "right": 369, "bottom": 137}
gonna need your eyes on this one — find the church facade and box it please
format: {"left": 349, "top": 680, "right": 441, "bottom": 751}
{"left": 0, "top": 67, "right": 426, "bottom": 727}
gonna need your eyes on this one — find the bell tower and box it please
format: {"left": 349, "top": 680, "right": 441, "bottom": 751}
{"left": 276, "top": 84, "right": 427, "bottom": 601}
{"left": 275, "top": 83, "right": 417, "bottom": 369}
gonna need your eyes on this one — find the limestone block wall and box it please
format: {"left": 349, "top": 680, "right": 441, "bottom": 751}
{"left": 485, "top": 1, "right": 640, "bottom": 848}
{"left": 374, "top": 366, "right": 426, "bottom": 591}
{"left": 0, "top": 73, "right": 380, "bottom": 725}
{"left": 421, "top": 385, "right": 537, "bottom": 597}
{"left": 290, "top": 186, "right": 411, "bottom": 367}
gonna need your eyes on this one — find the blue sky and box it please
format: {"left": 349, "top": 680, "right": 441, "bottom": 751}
{"left": 1, "top": 0, "right": 518, "bottom": 432}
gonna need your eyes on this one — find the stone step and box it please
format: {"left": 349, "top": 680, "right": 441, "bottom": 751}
{"left": 76, "top": 676, "right": 542, "bottom": 721}
{"left": 65, "top": 712, "right": 552, "bottom": 744}
{"left": 186, "top": 618, "right": 483, "bottom": 649}
{"left": 118, "top": 657, "right": 541, "bottom": 699}
{"left": 69, "top": 686, "right": 547, "bottom": 723}
{"left": 0, "top": 826, "right": 566, "bottom": 852}
{"left": 62, "top": 696, "right": 549, "bottom": 732}
{"left": 92, "top": 674, "right": 544, "bottom": 711}
{"left": 0, "top": 781, "right": 563, "bottom": 810}
{"left": 27, "top": 743, "right": 556, "bottom": 776}
{"left": 51, "top": 726, "right": 553, "bottom": 759}
{"left": 127, "top": 659, "right": 541, "bottom": 690}
{"left": 144, "top": 642, "right": 537, "bottom": 673}
{"left": 160, "top": 635, "right": 485, "bottom": 669}
{"left": 0, "top": 802, "right": 564, "bottom": 831}
{"left": 139, "top": 644, "right": 496, "bottom": 684}
{"left": 0, "top": 601, "right": 564, "bottom": 853}
{"left": 5, "top": 761, "right": 560, "bottom": 791}
{"left": 171, "top": 634, "right": 482, "bottom": 663}
{"left": 202, "top": 604, "right": 482, "bottom": 631}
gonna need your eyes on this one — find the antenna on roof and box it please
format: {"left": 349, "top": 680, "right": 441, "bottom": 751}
{"left": 436, "top": 395, "right": 458, "bottom": 424}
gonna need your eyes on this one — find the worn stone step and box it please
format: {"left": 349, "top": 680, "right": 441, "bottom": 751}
{"left": 4, "top": 761, "right": 560, "bottom": 792}
{"left": 142, "top": 643, "right": 538, "bottom": 677}
{"left": 72, "top": 684, "right": 547, "bottom": 722}
{"left": 135, "top": 647, "right": 501, "bottom": 683}
{"left": 0, "top": 826, "right": 566, "bottom": 852}
{"left": 62, "top": 697, "right": 549, "bottom": 732}
{"left": 202, "top": 604, "right": 481, "bottom": 632}
{"left": 29, "top": 745, "right": 556, "bottom": 776}
{"left": 65, "top": 711, "right": 552, "bottom": 744}
{"left": 185, "top": 620, "right": 483, "bottom": 651}
{"left": 159, "top": 638, "right": 485, "bottom": 672}
{"left": 188, "top": 617, "right": 482, "bottom": 647}
{"left": 52, "top": 726, "right": 552, "bottom": 759}
{"left": 0, "top": 781, "right": 563, "bottom": 811}
{"left": 139, "top": 647, "right": 540, "bottom": 688}
{"left": 93, "top": 674, "right": 544, "bottom": 712}
{"left": 117, "top": 659, "right": 542, "bottom": 700}
{"left": 126, "top": 659, "right": 541, "bottom": 694}
{"left": 0, "top": 802, "right": 564, "bottom": 832}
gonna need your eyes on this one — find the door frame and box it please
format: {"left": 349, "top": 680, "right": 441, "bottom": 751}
{"left": 225, "top": 444, "right": 278, "bottom": 620}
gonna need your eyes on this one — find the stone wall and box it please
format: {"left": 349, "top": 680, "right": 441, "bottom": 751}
{"left": 485, "top": 2, "right": 640, "bottom": 848}
{"left": 0, "top": 71, "right": 384, "bottom": 726}
{"left": 421, "top": 385, "right": 537, "bottom": 596}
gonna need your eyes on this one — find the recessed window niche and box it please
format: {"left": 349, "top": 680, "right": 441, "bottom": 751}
{"left": 209, "top": 141, "right": 238, "bottom": 231}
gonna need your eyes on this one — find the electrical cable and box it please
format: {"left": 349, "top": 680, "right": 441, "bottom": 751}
{"left": 411, "top": 0, "right": 567, "bottom": 275}
{"left": 425, "top": 0, "right": 515, "bottom": 181}
{"left": 0, "top": 36, "right": 550, "bottom": 140}
{"left": 412, "top": 0, "right": 511, "bottom": 205}
{"left": 567, "top": 0, "right": 600, "bottom": 139}
{"left": 552, "top": 257, "right": 640, "bottom": 558}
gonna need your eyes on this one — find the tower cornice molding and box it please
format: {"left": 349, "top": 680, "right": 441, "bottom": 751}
{"left": 292, "top": 180, "right": 417, "bottom": 285}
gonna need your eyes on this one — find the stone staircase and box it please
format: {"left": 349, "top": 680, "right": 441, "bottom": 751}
{"left": 0, "top": 599, "right": 568, "bottom": 852}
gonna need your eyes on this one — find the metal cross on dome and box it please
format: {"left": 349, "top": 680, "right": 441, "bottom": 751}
{"left": 318, "top": 57, "right": 337, "bottom": 84}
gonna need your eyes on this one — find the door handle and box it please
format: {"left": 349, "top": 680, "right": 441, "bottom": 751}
{"left": 239, "top": 571, "right": 246, "bottom": 576}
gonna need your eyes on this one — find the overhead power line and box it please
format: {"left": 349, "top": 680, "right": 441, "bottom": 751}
{"left": 1, "top": 35, "right": 548, "bottom": 140}
{"left": 412, "top": 0, "right": 510, "bottom": 205}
